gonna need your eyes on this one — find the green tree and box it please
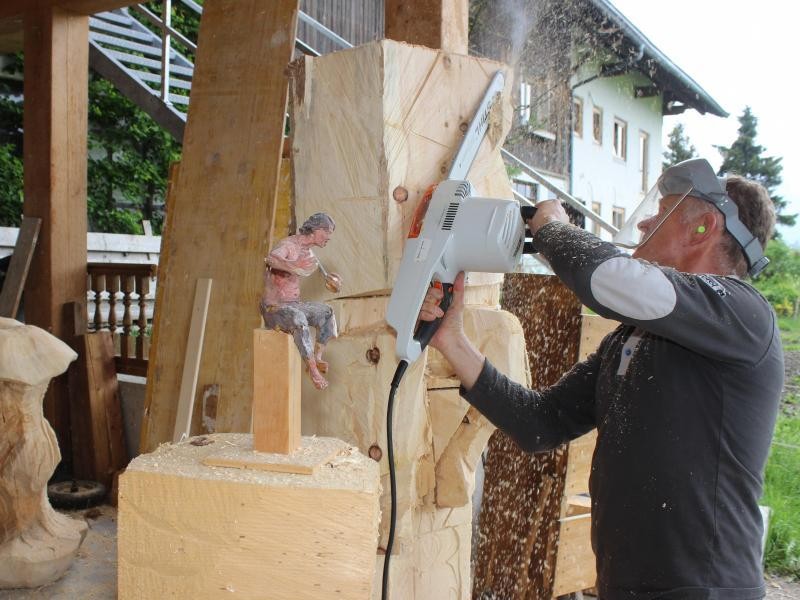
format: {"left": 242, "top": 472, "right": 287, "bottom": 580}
{"left": 753, "top": 238, "right": 800, "bottom": 316}
{"left": 717, "top": 106, "right": 795, "bottom": 229}
{"left": 0, "top": 56, "right": 182, "bottom": 234}
{"left": 663, "top": 123, "right": 696, "bottom": 169}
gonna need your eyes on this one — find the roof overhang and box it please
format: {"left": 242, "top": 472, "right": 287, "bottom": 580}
{"left": 585, "top": 0, "right": 727, "bottom": 117}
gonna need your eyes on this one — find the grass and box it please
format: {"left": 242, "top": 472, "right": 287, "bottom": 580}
{"left": 763, "top": 415, "right": 800, "bottom": 578}
{"left": 778, "top": 316, "right": 800, "bottom": 352}
{"left": 761, "top": 322, "right": 800, "bottom": 578}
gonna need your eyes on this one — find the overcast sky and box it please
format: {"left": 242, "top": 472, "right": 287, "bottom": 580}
{"left": 608, "top": 0, "right": 800, "bottom": 245}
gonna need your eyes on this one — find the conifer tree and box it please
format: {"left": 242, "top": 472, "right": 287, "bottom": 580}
{"left": 663, "top": 123, "right": 696, "bottom": 169}
{"left": 717, "top": 106, "right": 794, "bottom": 228}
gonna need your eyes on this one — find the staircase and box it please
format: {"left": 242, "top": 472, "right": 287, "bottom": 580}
{"left": 88, "top": 1, "right": 352, "bottom": 142}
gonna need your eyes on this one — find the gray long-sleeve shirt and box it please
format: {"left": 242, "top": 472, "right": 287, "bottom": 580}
{"left": 463, "top": 222, "right": 783, "bottom": 599}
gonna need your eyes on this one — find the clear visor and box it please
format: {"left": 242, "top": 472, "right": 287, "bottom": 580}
{"left": 612, "top": 178, "right": 694, "bottom": 249}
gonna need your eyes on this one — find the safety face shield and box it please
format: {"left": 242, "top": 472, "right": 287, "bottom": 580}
{"left": 612, "top": 177, "right": 694, "bottom": 250}
{"left": 612, "top": 158, "right": 770, "bottom": 277}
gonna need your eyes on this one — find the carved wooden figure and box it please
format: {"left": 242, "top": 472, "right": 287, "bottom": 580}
{"left": 0, "top": 318, "right": 87, "bottom": 589}
{"left": 260, "top": 213, "right": 341, "bottom": 390}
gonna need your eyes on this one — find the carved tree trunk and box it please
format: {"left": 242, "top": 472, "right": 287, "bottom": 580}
{"left": 0, "top": 318, "right": 87, "bottom": 589}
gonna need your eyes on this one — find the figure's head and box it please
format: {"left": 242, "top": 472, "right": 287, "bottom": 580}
{"left": 299, "top": 213, "right": 335, "bottom": 247}
{"left": 620, "top": 159, "right": 773, "bottom": 277}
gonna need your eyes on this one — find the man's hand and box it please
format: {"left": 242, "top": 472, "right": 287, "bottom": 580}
{"left": 418, "top": 272, "right": 467, "bottom": 351}
{"left": 528, "top": 199, "right": 570, "bottom": 236}
{"left": 417, "top": 272, "right": 484, "bottom": 390}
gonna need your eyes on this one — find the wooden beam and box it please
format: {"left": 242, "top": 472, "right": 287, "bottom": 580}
{"left": 0, "top": 0, "right": 134, "bottom": 20}
{"left": 23, "top": 2, "right": 88, "bottom": 456}
{"left": 385, "top": 0, "right": 468, "bottom": 54}
{"left": 0, "top": 216, "right": 41, "bottom": 318}
{"left": 141, "top": 0, "right": 300, "bottom": 453}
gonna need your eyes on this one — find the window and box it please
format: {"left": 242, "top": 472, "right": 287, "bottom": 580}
{"left": 613, "top": 118, "right": 627, "bottom": 160}
{"left": 612, "top": 206, "right": 626, "bottom": 230}
{"left": 592, "top": 107, "right": 602, "bottom": 144}
{"left": 573, "top": 97, "right": 583, "bottom": 137}
{"left": 513, "top": 180, "right": 539, "bottom": 204}
{"left": 591, "top": 201, "right": 602, "bottom": 236}
{"left": 519, "top": 82, "right": 532, "bottom": 125}
{"left": 639, "top": 132, "right": 650, "bottom": 192}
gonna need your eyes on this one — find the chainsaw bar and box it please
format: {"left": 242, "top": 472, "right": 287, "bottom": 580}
{"left": 447, "top": 70, "right": 506, "bottom": 181}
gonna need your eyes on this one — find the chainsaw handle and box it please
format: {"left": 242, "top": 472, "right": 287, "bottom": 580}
{"left": 413, "top": 282, "right": 454, "bottom": 351}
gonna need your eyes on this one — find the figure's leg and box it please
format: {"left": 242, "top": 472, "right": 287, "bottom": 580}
{"left": 262, "top": 303, "right": 328, "bottom": 390}
{"left": 301, "top": 303, "right": 338, "bottom": 374}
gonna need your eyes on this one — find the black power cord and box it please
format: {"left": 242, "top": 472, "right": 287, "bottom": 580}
{"left": 382, "top": 359, "right": 408, "bottom": 600}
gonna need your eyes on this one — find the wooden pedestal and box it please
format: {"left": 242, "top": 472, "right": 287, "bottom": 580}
{"left": 118, "top": 433, "right": 381, "bottom": 600}
{"left": 252, "top": 328, "right": 301, "bottom": 454}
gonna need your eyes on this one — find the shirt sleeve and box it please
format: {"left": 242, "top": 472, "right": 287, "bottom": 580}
{"left": 461, "top": 356, "right": 599, "bottom": 453}
{"left": 534, "top": 221, "right": 775, "bottom": 366}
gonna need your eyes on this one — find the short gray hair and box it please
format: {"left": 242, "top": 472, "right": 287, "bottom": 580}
{"left": 298, "top": 213, "right": 335, "bottom": 235}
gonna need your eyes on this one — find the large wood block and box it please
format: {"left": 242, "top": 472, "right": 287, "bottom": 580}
{"left": 252, "top": 329, "right": 301, "bottom": 454}
{"left": 118, "top": 433, "right": 380, "bottom": 600}
{"left": 292, "top": 40, "right": 512, "bottom": 301}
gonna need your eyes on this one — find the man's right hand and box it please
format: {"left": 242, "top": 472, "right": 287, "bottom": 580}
{"left": 418, "top": 272, "right": 467, "bottom": 351}
{"left": 416, "top": 271, "right": 484, "bottom": 390}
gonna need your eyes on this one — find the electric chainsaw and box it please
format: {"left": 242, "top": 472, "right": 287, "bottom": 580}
{"left": 386, "top": 70, "right": 537, "bottom": 363}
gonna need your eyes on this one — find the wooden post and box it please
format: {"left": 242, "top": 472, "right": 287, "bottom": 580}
{"left": 385, "top": 0, "right": 469, "bottom": 54}
{"left": 252, "top": 329, "right": 301, "bottom": 454}
{"left": 22, "top": 4, "right": 89, "bottom": 455}
{"left": 141, "top": 0, "right": 300, "bottom": 453}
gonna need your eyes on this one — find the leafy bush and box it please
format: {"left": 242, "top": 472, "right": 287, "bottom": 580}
{"left": 754, "top": 239, "right": 800, "bottom": 317}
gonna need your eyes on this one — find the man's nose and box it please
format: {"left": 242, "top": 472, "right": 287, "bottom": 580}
{"left": 638, "top": 215, "right": 656, "bottom": 233}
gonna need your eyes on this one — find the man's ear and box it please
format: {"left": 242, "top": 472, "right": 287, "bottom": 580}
{"left": 689, "top": 211, "right": 720, "bottom": 245}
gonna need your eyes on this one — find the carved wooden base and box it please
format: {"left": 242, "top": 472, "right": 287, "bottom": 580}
{"left": 0, "top": 318, "right": 87, "bottom": 589}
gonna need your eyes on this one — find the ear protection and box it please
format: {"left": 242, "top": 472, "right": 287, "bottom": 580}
{"left": 696, "top": 225, "right": 706, "bottom": 234}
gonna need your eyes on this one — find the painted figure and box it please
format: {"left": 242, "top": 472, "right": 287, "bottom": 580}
{"left": 260, "top": 213, "right": 340, "bottom": 390}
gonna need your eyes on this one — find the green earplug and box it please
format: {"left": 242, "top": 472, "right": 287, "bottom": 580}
{"left": 697, "top": 225, "right": 706, "bottom": 233}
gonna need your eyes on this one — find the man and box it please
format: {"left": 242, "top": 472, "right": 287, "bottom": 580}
{"left": 261, "top": 212, "right": 339, "bottom": 390}
{"left": 419, "top": 159, "right": 783, "bottom": 599}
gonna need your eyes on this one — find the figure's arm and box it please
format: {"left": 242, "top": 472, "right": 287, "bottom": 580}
{"left": 461, "top": 354, "right": 600, "bottom": 452}
{"left": 533, "top": 220, "right": 776, "bottom": 364}
{"left": 266, "top": 241, "right": 317, "bottom": 276}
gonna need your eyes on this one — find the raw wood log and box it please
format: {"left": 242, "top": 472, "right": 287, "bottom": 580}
{"left": 474, "top": 274, "right": 583, "bottom": 600}
{"left": 118, "top": 433, "right": 380, "bottom": 600}
{"left": 291, "top": 40, "right": 513, "bottom": 302}
{"left": 0, "top": 318, "right": 87, "bottom": 588}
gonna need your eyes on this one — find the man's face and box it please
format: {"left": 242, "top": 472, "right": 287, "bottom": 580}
{"left": 312, "top": 227, "right": 333, "bottom": 247}
{"left": 631, "top": 194, "right": 691, "bottom": 267}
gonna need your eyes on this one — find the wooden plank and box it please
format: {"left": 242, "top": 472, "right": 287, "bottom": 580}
{"left": 23, "top": 3, "right": 88, "bottom": 460}
{"left": 252, "top": 329, "right": 301, "bottom": 454}
{"left": 1, "top": 0, "right": 134, "bottom": 20}
{"left": 579, "top": 312, "right": 618, "bottom": 360}
{"left": 141, "top": 1, "right": 300, "bottom": 453}
{"left": 203, "top": 435, "right": 344, "bottom": 476}
{"left": 70, "top": 331, "right": 128, "bottom": 488}
{"left": 385, "top": 0, "right": 468, "bottom": 54}
{"left": 552, "top": 513, "right": 596, "bottom": 596}
{"left": 0, "top": 216, "right": 41, "bottom": 318}
{"left": 172, "top": 278, "right": 212, "bottom": 443}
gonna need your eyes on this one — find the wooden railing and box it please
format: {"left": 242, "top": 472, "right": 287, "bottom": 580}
{"left": 87, "top": 262, "right": 157, "bottom": 377}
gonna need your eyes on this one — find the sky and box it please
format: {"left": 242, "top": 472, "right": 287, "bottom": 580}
{"left": 608, "top": 0, "right": 800, "bottom": 245}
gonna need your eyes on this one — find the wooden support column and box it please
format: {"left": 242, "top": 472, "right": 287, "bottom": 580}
{"left": 141, "top": 1, "right": 300, "bottom": 453}
{"left": 385, "top": 0, "right": 469, "bottom": 54}
{"left": 22, "top": 3, "right": 89, "bottom": 451}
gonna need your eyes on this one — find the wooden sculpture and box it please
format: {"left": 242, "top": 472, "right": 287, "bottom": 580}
{"left": 260, "top": 212, "right": 341, "bottom": 390}
{"left": 0, "top": 318, "right": 87, "bottom": 588}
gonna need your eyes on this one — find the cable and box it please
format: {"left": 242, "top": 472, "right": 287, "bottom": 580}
{"left": 382, "top": 359, "right": 408, "bottom": 600}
